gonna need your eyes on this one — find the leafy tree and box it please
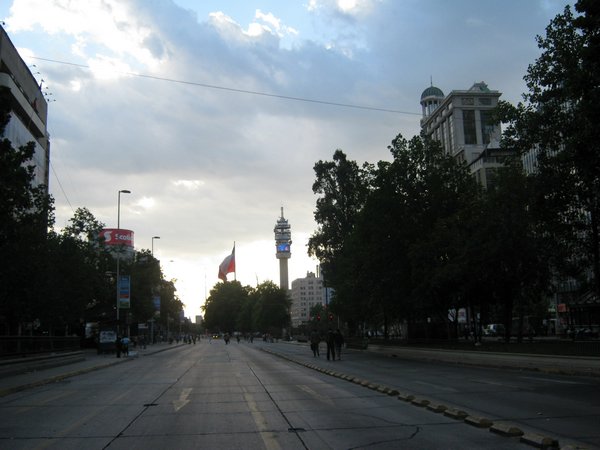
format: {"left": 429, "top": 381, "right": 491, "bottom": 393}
{"left": 250, "top": 281, "right": 290, "bottom": 335}
{"left": 308, "top": 150, "right": 372, "bottom": 288}
{"left": 463, "top": 161, "right": 553, "bottom": 341}
{"left": 326, "top": 135, "right": 479, "bottom": 338}
{"left": 0, "top": 86, "right": 54, "bottom": 335}
{"left": 499, "top": 1, "right": 600, "bottom": 298}
{"left": 236, "top": 295, "right": 256, "bottom": 333}
{"left": 202, "top": 281, "right": 250, "bottom": 332}
{"left": 158, "top": 278, "right": 184, "bottom": 331}
{"left": 130, "top": 250, "right": 163, "bottom": 323}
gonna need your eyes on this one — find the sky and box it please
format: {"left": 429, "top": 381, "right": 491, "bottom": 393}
{"left": 1, "top": 0, "right": 573, "bottom": 320}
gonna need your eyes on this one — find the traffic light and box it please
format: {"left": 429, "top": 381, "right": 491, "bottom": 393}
{"left": 328, "top": 313, "right": 334, "bottom": 321}
{"left": 316, "top": 314, "right": 321, "bottom": 322}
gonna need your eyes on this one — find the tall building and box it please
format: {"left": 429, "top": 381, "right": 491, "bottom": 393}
{"left": 0, "top": 25, "right": 50, "bottom": 192}
{"left": 290, "top": 271, "right": 331, "bottom": 327}
{"left": 274, "top": 207, "right": 292, "bottom": 290}
{"left": 420, "top": 81, "right": 507, "bottom": 189}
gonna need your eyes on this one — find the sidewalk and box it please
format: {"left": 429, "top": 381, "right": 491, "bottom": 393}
{"left": 279, "top": 340, "right": 600, "bottom": 377}
{"left": 365, "top": 344, "right": 600, "bottom": 377}
{"left": 0, "top": 342, "right": 183, "bottom": 398}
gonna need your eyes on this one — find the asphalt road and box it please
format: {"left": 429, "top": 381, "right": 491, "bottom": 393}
{"left": 0, "top": 341, "right": 551, "bottom": 450}
{"left": 263, "top": 340, "right": 600, "bottom": 449}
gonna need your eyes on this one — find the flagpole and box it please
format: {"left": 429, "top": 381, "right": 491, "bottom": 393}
{"left": 233, "top": 241, "right": 236, "bottom": 281}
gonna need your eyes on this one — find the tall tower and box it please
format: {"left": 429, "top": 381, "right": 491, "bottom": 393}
{"left": 274, "top": 207, "right": 292, "bottom": 290}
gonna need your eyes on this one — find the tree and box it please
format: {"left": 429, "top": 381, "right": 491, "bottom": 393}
{"left": 130, "top": 250, "right": 163, "bottom": 323}
{"left": 0, "top": 86, "right": 54, "bottom": 335}
{"left": 499, "top": 1, "right": 600, "bottom": 298}
{"left": 308, "top": 150, "right": 372, "bottom": 287}
{"left": 250, "top": 281, "right": 290, "bottom": 336}
{"left": 463, "top": 161, "right": 553, "bottom": 341}
{"left": 323, "top": 135, "right": 479, "bottom": 338}
{"left": 202, "top": 281, "right": 250, "bottom": 332}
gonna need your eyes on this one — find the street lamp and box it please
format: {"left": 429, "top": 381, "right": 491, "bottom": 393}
{"left": 152, "top": 236, "right": 160, "bottom": 256}
{"left": 116, "top": 189, "right": 131, "bottom": 327}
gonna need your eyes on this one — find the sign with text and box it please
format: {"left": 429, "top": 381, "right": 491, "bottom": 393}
{"left": 102, "top": 228, "right": 134, "bottom": 247}
{"left": 118, "top": 275, "right": 131, "bottom": 309}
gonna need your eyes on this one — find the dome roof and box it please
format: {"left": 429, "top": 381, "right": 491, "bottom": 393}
{"left": 420, "top": 85, "right": 444, "bottom": 100}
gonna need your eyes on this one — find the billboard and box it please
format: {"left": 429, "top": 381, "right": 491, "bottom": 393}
{"left": 101, "top": 228, "right": 134, "bottom": 247}
{"left": 118, "top": 275, "right": 131, "bottom": 309}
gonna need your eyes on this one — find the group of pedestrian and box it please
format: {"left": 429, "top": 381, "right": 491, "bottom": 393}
{"left": 310, "top": 328, "right": 344, "bottom": 361}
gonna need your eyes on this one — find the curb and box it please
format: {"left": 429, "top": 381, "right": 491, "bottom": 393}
{"left": 258, "top": 346, "right": 567, "bottom": 449}
{"left": 0, "top": 343, "right": 186, "bottom": 398}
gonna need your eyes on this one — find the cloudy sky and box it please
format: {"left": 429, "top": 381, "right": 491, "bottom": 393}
{"left": 1, "top": 0, "right": 572, "bottom": 319}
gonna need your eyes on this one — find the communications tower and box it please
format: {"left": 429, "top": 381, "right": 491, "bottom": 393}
{"left": 274, "top": 207, "right": 292, "bottom": 290}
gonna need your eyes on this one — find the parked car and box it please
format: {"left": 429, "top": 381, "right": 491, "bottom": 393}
{"left": 483, "top": 323, "right": 505, "bottom": 337}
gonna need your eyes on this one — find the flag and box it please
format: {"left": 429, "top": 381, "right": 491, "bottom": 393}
{"left": 218, "top": 245, "right": 235, "bottom": 281}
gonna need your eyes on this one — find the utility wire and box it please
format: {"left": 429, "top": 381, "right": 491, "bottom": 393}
{"left": 49, "top": 160, "right": 74, "bottom": 213}
{"left": 30, "top": 56, "right": 421, "bottom": 116}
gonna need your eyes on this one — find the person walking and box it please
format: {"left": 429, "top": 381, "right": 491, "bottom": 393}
{"left": 121, "top": 335, "right": 130, "bottom": 356}
{"left": 334, "top": 329, "right": 344, "bottom": 360}
{"left": 310, "top": 329, "right": 320, "bottom": 357}
{"left": 326, "top": 329, "right": 336, "bottom": 361}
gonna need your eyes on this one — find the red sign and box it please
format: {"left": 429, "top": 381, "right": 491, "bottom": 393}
{"left": 101, "top": 228, "right": 134, "bottom": 247}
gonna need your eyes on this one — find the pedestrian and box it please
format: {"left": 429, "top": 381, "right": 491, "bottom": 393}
{"left": 310, "top": 329, "right": 320, "bottom": 357}
{"left": 326, "top": 329, "right": 336, "bottom": 361}
{"left": 334, "top": 329, "right": 344, "bottom": 360}
{"left": 115, "top": 335, "right": 122, "bottom": 358}
{"left": 121, "top": 335, "right": 130, "bottom": 356}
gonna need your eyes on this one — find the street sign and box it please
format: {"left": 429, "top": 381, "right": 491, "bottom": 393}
{"left": 119, "top": 275, "right": 130, "bottom": 309}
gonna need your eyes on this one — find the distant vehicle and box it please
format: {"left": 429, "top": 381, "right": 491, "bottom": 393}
{"left": 483, "top": 323, "right": 505, "bottom": 337}
{"left": 97, "top": 329, "right": 117, "bottom": 354}
{"left": 212, "top": 334, "right": 220, "bottom": 339}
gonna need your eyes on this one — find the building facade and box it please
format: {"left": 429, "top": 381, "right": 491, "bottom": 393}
{"left": 0, "top": 25, "right": 50, "bottom": 192}
{"left": 420, "top": 81, "right": 504, "bottom": 189}
{"left": 290, "top": 271, "right": 333, "bottom": 327}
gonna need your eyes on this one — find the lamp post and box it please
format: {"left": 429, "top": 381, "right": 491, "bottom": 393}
{"left": 116, "top": 189, "right": 131, "bottom": 328}
{"left": 152, "top": 236, "right": 160, "bottom": 256}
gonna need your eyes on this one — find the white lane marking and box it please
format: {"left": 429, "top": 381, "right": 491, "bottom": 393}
{"left": 173, "top": 387, "right": 192, "bottom": 412}
{"left": 469, "top": 379, "right": 521, "bottom": 389}
{"left": 414, "top": 381, "right": 459, "bottom": 392}
{"left": 244, "top": 392, "right": 281, "bottom": 450}
{"left": 519, "top": 376, "right": 583, "bottom": 385}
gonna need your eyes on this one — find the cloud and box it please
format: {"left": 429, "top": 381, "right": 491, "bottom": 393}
{"left": 3, "top": 0, "right": 571, "bottom": 318}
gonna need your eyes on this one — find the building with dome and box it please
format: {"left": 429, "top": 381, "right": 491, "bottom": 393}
{"left": 419, "top": 82, "right": 510, "bottom": 189}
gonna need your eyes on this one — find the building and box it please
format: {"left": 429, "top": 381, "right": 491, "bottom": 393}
{"left": 274, "top": 207, "right": 292, "bottom": 290}
{"left": 290, "top": 271, "right": 324, "bottom": 327}
{"left": 0, "top": 25, "right": 50, "bottom": 192}
{"left": 290, "top": 271, "right": 333, "bottom": 327}
{"left": 420, "top": 81, "right": 504, "bottom": 189}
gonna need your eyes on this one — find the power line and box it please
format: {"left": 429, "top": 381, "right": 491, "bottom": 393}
{"left": 49, "top": 160, "right": 74, "bottom": 214}
{"left": 30, "top": 56, "right": 421, "bottom": 116}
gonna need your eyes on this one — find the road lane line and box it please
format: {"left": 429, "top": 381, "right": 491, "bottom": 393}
{"left": 243, "top": 391, "right": 281, "bottom": 450}
{"left": 414, "top": 381, "right": 459, "bottom": 392}
{"left": 172, "top": 387, "right": 192, "bottom": 412}
{"left": 519, "top": 376, "right": 583, "bottom": 385}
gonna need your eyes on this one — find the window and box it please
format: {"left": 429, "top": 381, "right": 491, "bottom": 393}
{"left": 480, "top": 110, "right": 494, "bottom": 145}
{"left": 463, "top": 110, "right": 477, "bottom": 145}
